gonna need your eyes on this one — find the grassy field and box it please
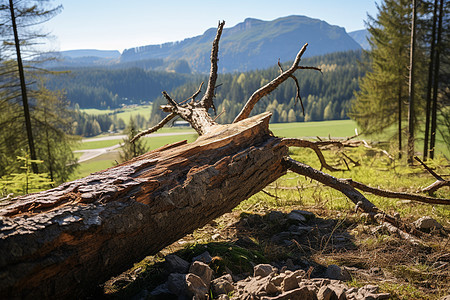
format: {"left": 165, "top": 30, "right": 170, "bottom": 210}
{"left": 80, "top": 105, "right": 152, "bottom": 123}
{"left": 72, "top": 119, "right": 448, "bottom": 180}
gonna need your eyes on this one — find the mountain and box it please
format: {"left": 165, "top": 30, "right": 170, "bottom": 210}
{"left": 60, "top": 49, "right": 120, "bottom": 59}
{"left": 348, "top": 29, "right": 370, "bottom": 50}
{"left": 120, "top": 15, "right": 362, "bottom": 73}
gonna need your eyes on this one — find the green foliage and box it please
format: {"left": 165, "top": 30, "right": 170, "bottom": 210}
{"left": 151, "top": 50, "right": 364, "bottom": 125}
{"left": 119, "top": 117, "right": 149, "bottom": 162}
{"left": 46, "top": 68, "right": 194, "bottom": 109}
{"left": 0, "top": 154, "right": 54, "bottom": 197}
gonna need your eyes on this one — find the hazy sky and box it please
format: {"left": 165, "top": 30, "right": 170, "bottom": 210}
{"left": 43, "top": 0, "right": 379, "bottom": 53}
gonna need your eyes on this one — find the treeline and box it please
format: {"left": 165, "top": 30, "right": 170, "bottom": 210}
{"left": 71, "top": 110, "right": 152, "bottom": 137}
{"left": 150, "top": 50, "right": 364, "bottom": 124}
{"left": 46, "top": 67, "right": 195, "bottom": 109}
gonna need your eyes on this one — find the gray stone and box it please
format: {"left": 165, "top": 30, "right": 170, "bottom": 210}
{"left": 262, "top": 286, "right": 317, "bottom": 300}
{"left": 167, "top": 273, "right": 187, "bottom": 296}
{"left": 149, "top": 282, "right": 172, "bottom": 297}
{"left": 268, "top": 210, "right": 284, "bottom": 222}
{"left": 413, "top": 216, "right": 443, "bottom": 230}
{"left": 287, "top": 211, "right": 307, "bottom": 223}
{"left": 281, "top": 270, "right": 299, "bottom": 292}
{"left": 186, "top": 273, "right": 208, "bottom": 300}
{"left": 254, "top": 263, "right": 276, "bottom": 278}
{"left": 192, "top": 251, "right": 213, "bottom": 264}
{"left": 189, "top": 261, "right": 213, "bottom": 288}
{"left": 292, "top": 209, "right": 315, "bottom": 220}
{"left": 317, "top": 285, "right": 338, "bottom": 300}
{"left": 165, "top": 254, "right": 189, "bottom": 274}
{"left": 271, "top": 232, "right": 291, "bottom": 243}
{"left": 211, "top": 274, "right": 234, "bottom": 296}
{"left": 440, "top": 295, "right": 450, "bottom": 300}
{"left": 326, "top": 264, "right": 351, "bottom": 281}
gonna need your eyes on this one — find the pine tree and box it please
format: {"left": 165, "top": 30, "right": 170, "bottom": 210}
{"left": 350, "top": 0, "right": 412, "bottom": 158}
{"left": 119, "top": 117, "right": 149, "bottom": 163}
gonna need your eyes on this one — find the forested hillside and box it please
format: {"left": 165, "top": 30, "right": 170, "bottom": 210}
{"left": 121, "top": 16, "right": 361, "bottom": 73}
{"left": 46, "top": 68, "right": 195, "bottom": 109}
{"left": 150, "top": 50, "right": 364, "bottom": 125}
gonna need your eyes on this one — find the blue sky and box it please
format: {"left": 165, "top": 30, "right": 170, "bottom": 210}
{"left": 43, "top": 0, "right": 378, "bottom": 53}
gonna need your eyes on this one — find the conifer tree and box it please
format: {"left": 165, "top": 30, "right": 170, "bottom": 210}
{"left": 350, "top": 0, "right": 413, "bottom": 157}
{"left": 119, "top": 117, "right": 149, "bottom": 162}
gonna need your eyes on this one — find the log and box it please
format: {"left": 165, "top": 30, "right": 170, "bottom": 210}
{"left": 0, "top": 112, "right": 288, "bottom": 299}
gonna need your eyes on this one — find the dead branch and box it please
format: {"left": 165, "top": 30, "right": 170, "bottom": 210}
{"left": 278, "top": 60, "right": 305, "bottom": 115}
{"left": 282, "top": 138, "right": 346, "bottom": 172}
{"left": 281, "top": 157, "right": 424, "bottom": 237}
{"left": 414, "top": 156, "right": 450, "bottom": 195}
{"left": 200, "top": 21, "right": 225, "bottom": 111}
{"left": 130, "top": 112, "right": 176, "bottom": 143}
{"left": 234, "top": 43, "right": 319, "bottom": 123}
{"left": 342, "top": 179, "right": 450, "bottom": 205}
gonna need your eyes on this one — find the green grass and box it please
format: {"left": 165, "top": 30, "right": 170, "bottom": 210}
{"left": 80, "top": 105, "right": 153, "bottom": 124}
{"left": 270, "top": 119, "right": 359, "bottom": 138}
{"left": 72, "top": 139, "right": 122, "bottom": 150}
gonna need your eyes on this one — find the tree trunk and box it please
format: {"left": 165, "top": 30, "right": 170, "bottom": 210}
{"left": 423, "top": 0, "right": 439, "bottom": 161}
{"left": 407, "top": 0, "right": 417, "bottom": 165}
{"left": 0, "top": 113, "right": 288, "bottom": 299}
{"left": 429, "top": 0, "right": 444, "bottom": 159}
{"left": 8, "top": 0, "right": 38, "bottom": 173}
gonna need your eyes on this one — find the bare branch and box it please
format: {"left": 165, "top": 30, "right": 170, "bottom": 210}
{"left": 162, "top": 91, "right": 178, "bottom": 107}
{"left": 282, "top": 157, "right": 423, "bottom": 237}
{"left": 297, "top": 66, "right": 323, "bottom": 73}
{"left": 130, "top": 113, "right": 176, "bottom": 143}
{"left": 201, "top": 21, "right": 225, "bottom": 110}
{"left": 343, "top": 178, "right": 450, "bottom": 205}
{"left": 179, "top": 81, "right": 204, "bottom": 105}
{"left": 282, "top": 138, "right": 346, "bottom": 172}
{"left": 233, "top": 43, "right": 310, "bottom": 123}
{"left": 414, "top": 156, "right": 444, "bottom": 181}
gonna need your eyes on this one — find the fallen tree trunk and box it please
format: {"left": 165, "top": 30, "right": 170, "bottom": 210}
{"left": 1, "top": 21, "right": 448, "bottom": 299}
{"left": 0, "top": 113, "right": 288, "bottom": 299}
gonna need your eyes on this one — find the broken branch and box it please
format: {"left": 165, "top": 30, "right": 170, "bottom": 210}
{"left": 233, "top": 43, "right": 309, "bottom": 123}
{"left": 130, "top": 112, "right": 176, "bottom": 143}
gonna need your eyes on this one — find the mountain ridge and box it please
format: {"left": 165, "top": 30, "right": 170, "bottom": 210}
{"left": 50, "top": 15, "right": 363, "bottom": 73}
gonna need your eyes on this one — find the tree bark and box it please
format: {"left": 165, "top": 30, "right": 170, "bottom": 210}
{"left": 0, "top": 113, "right": 288, "bottom": 299}
{"left": 407, "top": 0, "right": 417, "bottom": 165}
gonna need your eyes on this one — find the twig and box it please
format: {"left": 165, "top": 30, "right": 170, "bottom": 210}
{"left": 130, "top": 113, "right": 176, "bottom": 143}
{"left": 234, "top": 43, "right": 315, "bottom": 123}
{"left": 342, "top": 178, "right": 450, "bottom": 205}
{"left": 212, "top": 107, "right": 226, "bottom": 122}
{"left": 282, "top": 138, "right": 346, "bottom": 172}
{"left": 414, "top": 156, "right": 444, "bottom": 181}
{"left": 179, "top": 82, "right": 204, "bottom": 105}
{"left": 162, "top": 91, "right": 178, "bottom": 107}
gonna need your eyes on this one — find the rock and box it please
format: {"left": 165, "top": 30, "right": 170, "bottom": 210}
{"left": 271, "top": 232, "right": 292, "bottom": 244}
{"left": 217, "top": 294, "right": 230, "bottom": 300}
{"left": 413, "top": 216, "right": 443, "bottom": 231}
{"left": 262, "top": 286, "right": 317, "bottom": 300}
{"left": 281, "top": 270, "right": 300, "bottom": 292}
{"left": 292, "top": 209, "right": 315, "bottom": 220}
{"left": 270, "top": 273, "right": 286, "bottom": 287}
{"left": 131, "top": 288, "right": 149, "bottom": 300}
{"left": 149, "top": 282, "right": 173, "bottom": 298}
{"left": 167, "top": 273, "right": 187, "bottom": 296}
{"left": 211, "top": 274, "right": 234, "bottom": 296}
{"left": 268, "top": 210, "right": 284, "bottom": 222}
{"left": 254, "top": 264, "right": 276, "bottom": 278}
{"left": 317, "top": 285, "right": 338, "bottom": 300}
{"left": 326, "top": 264, "right": 351, "bottom": 281}
{"left": 165, "top": 254, "right": 190, "bottom": 274}
{"left": 186, "top": 273, "right": 208, "bottom": 300}
{"left": 441, "top": 295, "right": 450, "bottom": 300}
{"left": 189, "top": 261, "right": 213, "bottom": 288}
{"left": 287, "top": 211, "right": 307, "bottom": 223}
{"left": 192, "top": 251, "right": 213, "bottom": 264}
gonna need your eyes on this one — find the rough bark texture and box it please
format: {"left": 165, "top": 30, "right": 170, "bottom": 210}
{"left": 0, "top": 113, "right": 288, "bottom": 299}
